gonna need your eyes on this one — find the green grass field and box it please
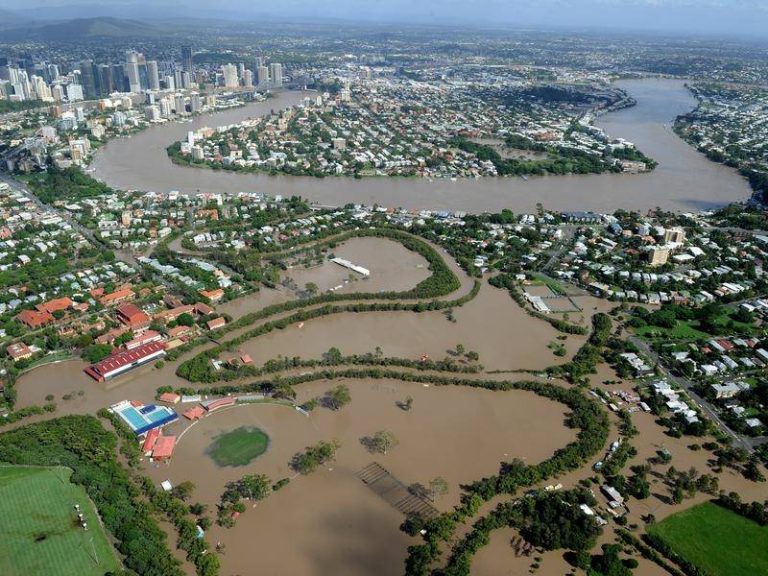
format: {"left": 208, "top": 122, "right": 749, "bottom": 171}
{"left": 634, "top": 321, "right": 709, "bottom": 341}
{"left": 207, "top": 426, "right": 270, "bottom": 467}
{"left": 648, "top": 502, "right": 768, "bottom": 576}
{"left": 0, "top": 465, "right": 121, "bottom": 576}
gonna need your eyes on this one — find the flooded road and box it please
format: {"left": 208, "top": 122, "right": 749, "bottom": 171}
{"left": 90, "top": 79, "right": 752, "bottom": 213}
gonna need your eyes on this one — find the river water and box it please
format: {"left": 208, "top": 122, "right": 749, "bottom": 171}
{"left": 90, "top": 78, "right": 752, "bottom": 214}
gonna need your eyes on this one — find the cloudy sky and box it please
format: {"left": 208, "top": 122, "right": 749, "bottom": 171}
{"left": 3, "top": 0, "right": 767, "bottom": 36}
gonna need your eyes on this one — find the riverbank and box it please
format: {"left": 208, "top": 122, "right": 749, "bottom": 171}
{"left": 89, "top": 78, "right": 752, "bottom": 214}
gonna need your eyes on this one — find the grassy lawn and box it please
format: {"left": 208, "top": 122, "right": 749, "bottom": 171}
{"left": 634, "top": 321, "right": 709, "bottom": 340}
{"left": 0, "top": 465, "right": 120, "bottom": 576}
{"left": 648, "top": 502, "right": 768, "bottom": 576}
{"left": 207, "top": 426, "right": 270, "bottom": 467}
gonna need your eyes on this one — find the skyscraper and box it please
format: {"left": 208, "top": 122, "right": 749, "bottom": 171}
{"left": 112, "top": 64, "right": 127, "bottom": 92}
{"left": 221, "top": 64, "right": 238, "bottom": 88}
{"left": 270, "top": 63, "right": 283, "bottom": 87}
{"left": 79, "top": 59, "right": 97, "bottom": 99}
{"left": 97, "top": 64, "right": 113, "bottom": 95}
{"left": 124, "top": 51, "right": 141, "bottom": 93}
{"left": 147, "top": 60, "right": 160, "bottom": 91}
{"left": 181, "top": 45, "right": 193, "bottom": 74}
{"left": 257, "top": 65, "right": 269, "bottom": 86}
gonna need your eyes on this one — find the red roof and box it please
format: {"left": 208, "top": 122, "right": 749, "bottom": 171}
{"left": 16, "top": 309, "right": 54, "bottom": 329}
{"left": 152, "top": 435, "right": 177, "bottom": 460}
{"left": 194, "top": 302, "right": 214, "bottom": 316}
{"left": 183, "top": 406, "right": 205, "bottom": 420}
{"left": 124, "top": 330, "right": 162, "bottom": 350}
{"left": 159, "top": 392, "right": 181, "bottom": 404}
{"left": 203, "top": 397, "right": 235, "bottom": 412}
{"left": 100, "top": 287, "right": 134, "bottom": 305}
{"left": 200, "top": 289, "right": 224, "bottom": 302}
{"left": 207, "top": 317, "right": 226, "bottom": 330}
{"left": 37, "top": 296, "right": 73, "bottom": 314}
{"left": 7, "top": 342, "right": 32, "bottom": 360}
{"left": 142, "top": 428, "right": 161, "bottom": 452}
{"left": 167, "top": 325, "right": 191, "bottom": 338}
{"left": 84, "top": 341, "right": 166, "bottom": 381}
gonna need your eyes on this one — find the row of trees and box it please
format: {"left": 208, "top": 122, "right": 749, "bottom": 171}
{"left": 0, "top": 416, "right": 188, "bottom": 576}
{"left": 175, "top": 280, "right": 481, "bottom": 383}
{"left": 160, "top": 366, "right": 609, "bottom": 575}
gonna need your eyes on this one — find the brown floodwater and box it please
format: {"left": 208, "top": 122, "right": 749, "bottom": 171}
{"left": 236, "top": 282, "right": 584, "bottom": 371}
{"left": 146, "top": 377, "right": 576, "bottom": 576}
{"left": 89, "top": 79, "right": 752, "bottom": 214}
{"left": 285, "top": 236, "right": 431, "bottom": 295}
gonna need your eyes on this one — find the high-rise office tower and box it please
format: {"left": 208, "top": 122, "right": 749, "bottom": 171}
{"left": 189, "top": 92, "right": 202, "bottom": 113}
{"left": 257, "top": 65, "right": 269, "bottom": 86}
{"left": 124, "top": 51, "right": 141, "bottom": 93}
{"left": 238, "top": 63, "right": 245, "bottom": 80}
{"left": 174, "top": 94, "right": 186, "bottom": 114}
{"left": 98, "top": 64, "right": 114, "bottom": 95}
{"left": 269, "top": 63, "right": 283, "bottom": 87}
{"left": 174, "top": 69, "right": 184, "bottom": 91}
{"left": 111, "top": 64, "right": 127, "bottom": 92}
{"left": 181, "top": 45, "right": 193, "bottom": 74}
{"left": 147, "top": 60, "right": 160, "bottom": 91}
{"left": 181, "top": 71, "right": 191, "bottom": 90}
{"left": 243, "top": 69, "right": 253, "bottom": 88}
{"left": 79, "top": 59, "right": 97, "bottom": 99}
{"left": 221, "top": 63, "right": 238, "bottom": 88}
{"left": 47, "top": 64, "right": 60, "bottom": 81}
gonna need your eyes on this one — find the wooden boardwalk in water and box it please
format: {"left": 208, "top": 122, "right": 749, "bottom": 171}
{"left": 357, "top": 462, "right": 439, "bottom": 519}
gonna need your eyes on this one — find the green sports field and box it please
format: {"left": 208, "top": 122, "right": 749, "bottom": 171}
{"left": 648, "top": 501, "right": 768, "bottom": 576}
{"left": 207, "top": 426, "right": 270, "bottom": 466}
{"left": 0, "top": 465, "right": 121, "bottom": 576}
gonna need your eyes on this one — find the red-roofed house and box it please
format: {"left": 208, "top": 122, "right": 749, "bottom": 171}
{"left": 36, "top": 296, "right": 73, "bottom": 315}
{"left": 154, "top": 304, "right": 195, "bottom": 323}
{"left": 158, "top": 392, "right": 181, "bottom": 404}
{"left": 167, "top": 325, "right": 192, "bottom": 339}
{"left": 7, "top": 342, "right": 33, "bottom": 362}
{"left": 142, "top": 428, "right": 161, "bottom": 454}
{"left": 124, "top": 330, "right": 162, "bottom": 350}
{"left": 116, "top": 303, "right": 151, "bottom": 332}
{"left": 194, "top": 302, "right": 214, "bottom": 316}
{"left": 183, "top": 406, "right": 205, "bottom": 420}
{"left": 199, "top": 289, "right": 224, "bottom": 303}
{"left": 151, "top": 436, "right": 177, "bottom": 461}
{"left": 100, "top": 286, "right": 135, "bottom": 306}
{"left": 16, "top": 309, "right": 54, "bottom": 329}
{"left": 206, "top": 317, "right": 226, "bottom": 331}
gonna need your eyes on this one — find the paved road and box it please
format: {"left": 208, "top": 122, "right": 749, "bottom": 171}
{"left": 628, "top": 335, "right": 764, "bottom": 453}
{"left": 0, "top": 173, "right": 182, "bottom": 292}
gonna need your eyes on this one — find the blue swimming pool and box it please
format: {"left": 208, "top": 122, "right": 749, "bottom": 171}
{"left": 115, "top": 404, "right": 178, "bottom": 435}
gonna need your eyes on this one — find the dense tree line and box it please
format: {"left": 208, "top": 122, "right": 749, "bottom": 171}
{"left": 0, "top": 416, "right": 186, "bottom": 576}
{"left": 26, "top": 165, "right": 114, "bottom": 204}
{"left": 172, "top": 368, "right": 608, "bottom": 576}
{"left": 175, "top": 280, "right": 480, "bottom": 382}
{"left": 450, "top": 136, "right": 617, "bottom": 176}
{"left": 554, "top": 313, "right": 612, "bottom": 383}
{"left": 715, "top": 492, "right": 768, "bottom": 526}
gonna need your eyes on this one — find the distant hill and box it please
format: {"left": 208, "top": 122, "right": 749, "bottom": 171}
{"left": 0, "top": 9, "right": 33, "bottom": 30}
{"left": 0, "top": 17, "right": 159, "bottom": 40}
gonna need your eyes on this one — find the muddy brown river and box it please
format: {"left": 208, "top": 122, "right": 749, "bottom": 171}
{"left": 89, "top": 78, "right": 752, "bottom": 214}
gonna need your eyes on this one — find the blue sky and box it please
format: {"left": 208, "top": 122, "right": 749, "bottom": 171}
{"left": 3, "top": 0, "right": 767, "bottom": 36}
